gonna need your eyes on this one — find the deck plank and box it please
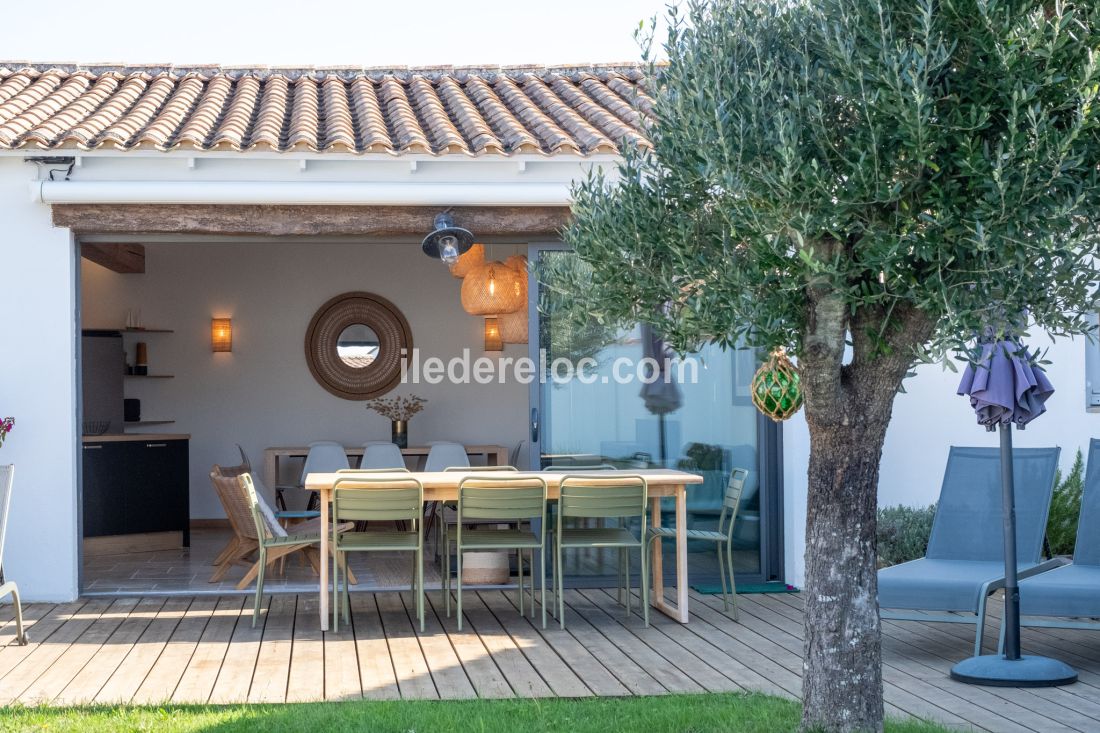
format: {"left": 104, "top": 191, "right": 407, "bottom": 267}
{"left": 171, "top": 596, "right": 245, "bottom": 704}
{"left": 247, "top": 594, "right": 296, "bottom": 703}
{"left": 375, "top": 591, "right": 438, "bottom": 699}
{"left": 450, "top": 591, "right": 555, "bottom": 698}
{"left": 422, "top": 591, "right": 512, "bottom": 698}
{"left": 349, "top": 593, "right": 400, "bottom": 700}
{"left": 54, "top": 597, "right": 166, "bottom": 705}
{"left": 131, "top": 597, "right": 217, "bottom": 704}
{"left": 94, "top": 596, "right": 192, "bottom": 704}
{"left": 14, "top": 598, "right": 138, "bottom": 705}
{"left": 480, "top": 589, "right": 596, "bottom": 698}
{"left": 398, "top": 591, "right": 476, "bottom": 700}
{"left": 208, "top": 595, "right": 265, "bottom": 703}
{"left": 0, "top": 599, "right": 111, "bottom": 705}
{"left": 8, "top": 587, "right": 1097, "bottom": 733}
{"left": 0, "top": 602, "right": 85, "bottom": 680}
{"left": 323, "top": 596, "right": 363, "bottom": 702}
{"left": 286, "top": 595, "right": 325, "bottom": 703}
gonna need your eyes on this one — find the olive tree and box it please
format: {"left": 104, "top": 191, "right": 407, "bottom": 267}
{"left": 562, "top": 1, "right": 1100, "bottom": 730}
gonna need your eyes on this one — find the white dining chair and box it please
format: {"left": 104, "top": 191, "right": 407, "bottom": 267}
{"left": 425, "top": 442, "right": 470, "bottom": 471}
{"left": 0, "top": 465, "right": 27, "bottom": 645}
{"left": 360, "top": 442, "right": 406, "bottom": 470}
{"left": 276, "top": 440, "right": 350, "bottom": 515}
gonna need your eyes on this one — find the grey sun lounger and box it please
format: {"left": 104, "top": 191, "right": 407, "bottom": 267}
{"left": 1011, "top": 438, "right": 1100, "bottom": 645}
{"left": 879, "top": 446, "right": 1061, "bottom": 656}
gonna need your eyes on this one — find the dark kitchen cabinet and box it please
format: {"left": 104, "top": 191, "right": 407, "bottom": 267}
{"left": 82, "top": 437, "right": 190, "bottom": 546}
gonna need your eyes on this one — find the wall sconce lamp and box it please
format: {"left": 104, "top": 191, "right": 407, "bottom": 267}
{"left": 484, "top": 317, "right": 503, "bottom": 352}
{"left": 211, "top": 318, "right": 232, "bottom": 352}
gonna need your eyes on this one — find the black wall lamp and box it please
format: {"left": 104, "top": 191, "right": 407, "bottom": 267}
{"left": 421, "top": 212, "right": 474, "bottom": 264}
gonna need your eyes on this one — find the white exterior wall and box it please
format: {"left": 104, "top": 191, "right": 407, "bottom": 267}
{"left": 0, "top": 158, "right": 80, "bottom": 601}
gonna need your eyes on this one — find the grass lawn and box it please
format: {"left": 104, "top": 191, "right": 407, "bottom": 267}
{"left": 0, "top": 693, "right": 954, "bottom": 732}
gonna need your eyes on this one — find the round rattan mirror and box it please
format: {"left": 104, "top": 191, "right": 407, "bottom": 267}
{"left": 305, "top": 292, "right": 412, "bottom": 400}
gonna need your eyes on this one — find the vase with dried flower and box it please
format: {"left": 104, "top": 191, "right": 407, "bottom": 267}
{"left": 365, "top": 396, "right": 426, "bottom": 449}
{"left": 0, "top": 417, "right": 13, "bottom": 450}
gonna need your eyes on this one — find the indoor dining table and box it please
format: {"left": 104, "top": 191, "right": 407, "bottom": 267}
{"left": 305, "top": 468, "right": 705, "bottom": 631}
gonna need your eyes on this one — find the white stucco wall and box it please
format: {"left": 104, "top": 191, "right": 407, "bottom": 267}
{"left": 0, "top": 158, "right": 80, "bottom": 601}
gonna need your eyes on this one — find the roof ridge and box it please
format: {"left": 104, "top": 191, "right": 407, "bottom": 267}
{"left": 0, "top": 61, "right": 653, "bottom": 81}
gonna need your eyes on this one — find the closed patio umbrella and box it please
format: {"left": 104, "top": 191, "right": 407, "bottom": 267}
{"left": 952, "top": 337, "right": 1076, "bottom": 686}
{"left": 639, "top": 324, "right": 682, "bottom": 467}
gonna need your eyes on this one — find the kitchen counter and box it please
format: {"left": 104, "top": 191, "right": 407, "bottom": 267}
{"left": 83, "top": 433, "right": 191, "bottom": 443}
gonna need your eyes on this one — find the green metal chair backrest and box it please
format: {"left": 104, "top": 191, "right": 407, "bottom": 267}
{"left": 238, "top": 473, "right": 273, "bottom": 542}
{"left": 718, "top": 468, "right": 750, "bottom": 539}
{"left": 458, "top": 474, "right": 547, "bottom": 523}
{"left": 332, "top": 475, "right": 423, "bottom": 524}
{"left": 557, "top": 474, "right": 648, "bottom": 523}
{"left": 444, "top": 465, "right": 518, "bottom": 472}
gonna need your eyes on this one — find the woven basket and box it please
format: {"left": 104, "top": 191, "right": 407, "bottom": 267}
{"left": 461, "top": 550, "right": 510, "bottom": 585}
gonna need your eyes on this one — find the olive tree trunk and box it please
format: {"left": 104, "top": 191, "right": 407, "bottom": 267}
{"left": 798, "top": 266, "right": 933, "bottom": 733}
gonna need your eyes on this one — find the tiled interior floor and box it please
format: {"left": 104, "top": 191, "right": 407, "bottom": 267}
{"left": 82, "top": 525, "right": 758, "bottom": 596}
{"left": 83, "top": 528, "right": 445, "bottom": 595}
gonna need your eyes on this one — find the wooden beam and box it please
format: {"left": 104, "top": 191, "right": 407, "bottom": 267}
{"left": 80, "top": 242, "right": 146, "bottom": 273}
{"left": 54, "top": 204, "right": 571, "bottom": 237}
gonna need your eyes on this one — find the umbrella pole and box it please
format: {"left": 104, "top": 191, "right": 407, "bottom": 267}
{"left": 658, "top": 414, "right": 667, "bottom": 467}
{"left": 999, "top": 423, "right": 1022, "bottom": 661}
{"left": 950, "top": 422, "right": 1077, "bottom": 687}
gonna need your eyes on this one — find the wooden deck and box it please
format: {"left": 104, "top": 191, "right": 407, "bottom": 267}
{"left": 1, "top": 589, "right": 1097, "bottom": 732}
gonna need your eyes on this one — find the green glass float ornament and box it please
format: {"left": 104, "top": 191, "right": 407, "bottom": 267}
{"left": 751, "top": 348, "right": 803, "bottom": 421}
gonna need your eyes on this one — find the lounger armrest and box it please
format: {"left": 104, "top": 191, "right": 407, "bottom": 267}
{"left": 1017, "top": 557, "right": 1069, "bottom": 580}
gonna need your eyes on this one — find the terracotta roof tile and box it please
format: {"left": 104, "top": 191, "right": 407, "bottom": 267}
{"left": 0, "top": 63, "right": 653, "bottom": 156}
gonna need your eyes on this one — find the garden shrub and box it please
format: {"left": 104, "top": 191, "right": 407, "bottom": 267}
{"left": 1047, "top": 449, "right": 1085, "bottom": 557}
{"left": 877, "top": 504, "right": 936, "bottom": 567}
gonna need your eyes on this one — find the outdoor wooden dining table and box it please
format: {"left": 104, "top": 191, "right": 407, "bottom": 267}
{"left": 304, "top": 468, "right": 705, "bottom": 631}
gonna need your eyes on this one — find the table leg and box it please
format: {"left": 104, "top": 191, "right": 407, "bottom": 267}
{"left": 262, "top": 450, "right": 278, "bottom": 495}
{"left": 319, "top": 488, "right": 329, "bottom": 631}
{"left": 650, "top": 496, "right": 664, "bottom": 605}
{"left": 650, "top": 485, "right": 690, "bottom": 623}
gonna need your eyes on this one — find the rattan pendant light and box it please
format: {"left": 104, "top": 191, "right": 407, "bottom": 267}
{"left": 448, "top": 243, "right": 485, "bottom": 279}
{"left": 460, "top": 260, "right": 525, "bottom": 315}
{"left": 498, "top": 254, "right": 529, "bottom": 343}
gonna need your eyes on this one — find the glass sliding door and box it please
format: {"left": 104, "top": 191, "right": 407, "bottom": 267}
{"left": 528, "top": 245, "right": 783, "bottom": 586}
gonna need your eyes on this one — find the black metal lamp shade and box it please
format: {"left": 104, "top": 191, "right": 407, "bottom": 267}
{"left": 421, "top": 213, "right": 474, "bottom": 263}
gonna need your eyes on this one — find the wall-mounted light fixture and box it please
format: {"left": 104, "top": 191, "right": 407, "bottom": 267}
{"left": 422, "top": 212, "right": 474, "bottom": 264}
{"left": 211, "top": 318, "right": 232, "bottom": 352}
{"left": 484, "top": 317, "right": 503, "bottom": 352}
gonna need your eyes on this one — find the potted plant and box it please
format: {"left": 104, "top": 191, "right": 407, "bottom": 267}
{"left": 364, "top": 395, "right": 425, "bottom": 449}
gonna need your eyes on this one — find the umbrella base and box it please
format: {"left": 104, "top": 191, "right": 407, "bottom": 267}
{"left": 950, "top": 655, "right": 1078, "bottom": 687}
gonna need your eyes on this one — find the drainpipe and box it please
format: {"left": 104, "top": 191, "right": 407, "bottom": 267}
{"left": 31, "top": 180, "right": 574, "bottom": 206}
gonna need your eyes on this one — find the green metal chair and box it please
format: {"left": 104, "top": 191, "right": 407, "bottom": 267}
{"left": 437, "top": 466, "right": 518, "bottom": 566}
{"left": 555, "top": 474, "right": 649, "bottom": 629}
{"left": 647, "top": 467, "right": 749, "bottom": 619}
{"left": 237, "top": 473, "right": 341, "bottom": 628}
{"left": 331, "top": 474, "right": 425, "bottom": 632}
{"left": 448, "top": 474, "right": 548, "bottom": 629}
